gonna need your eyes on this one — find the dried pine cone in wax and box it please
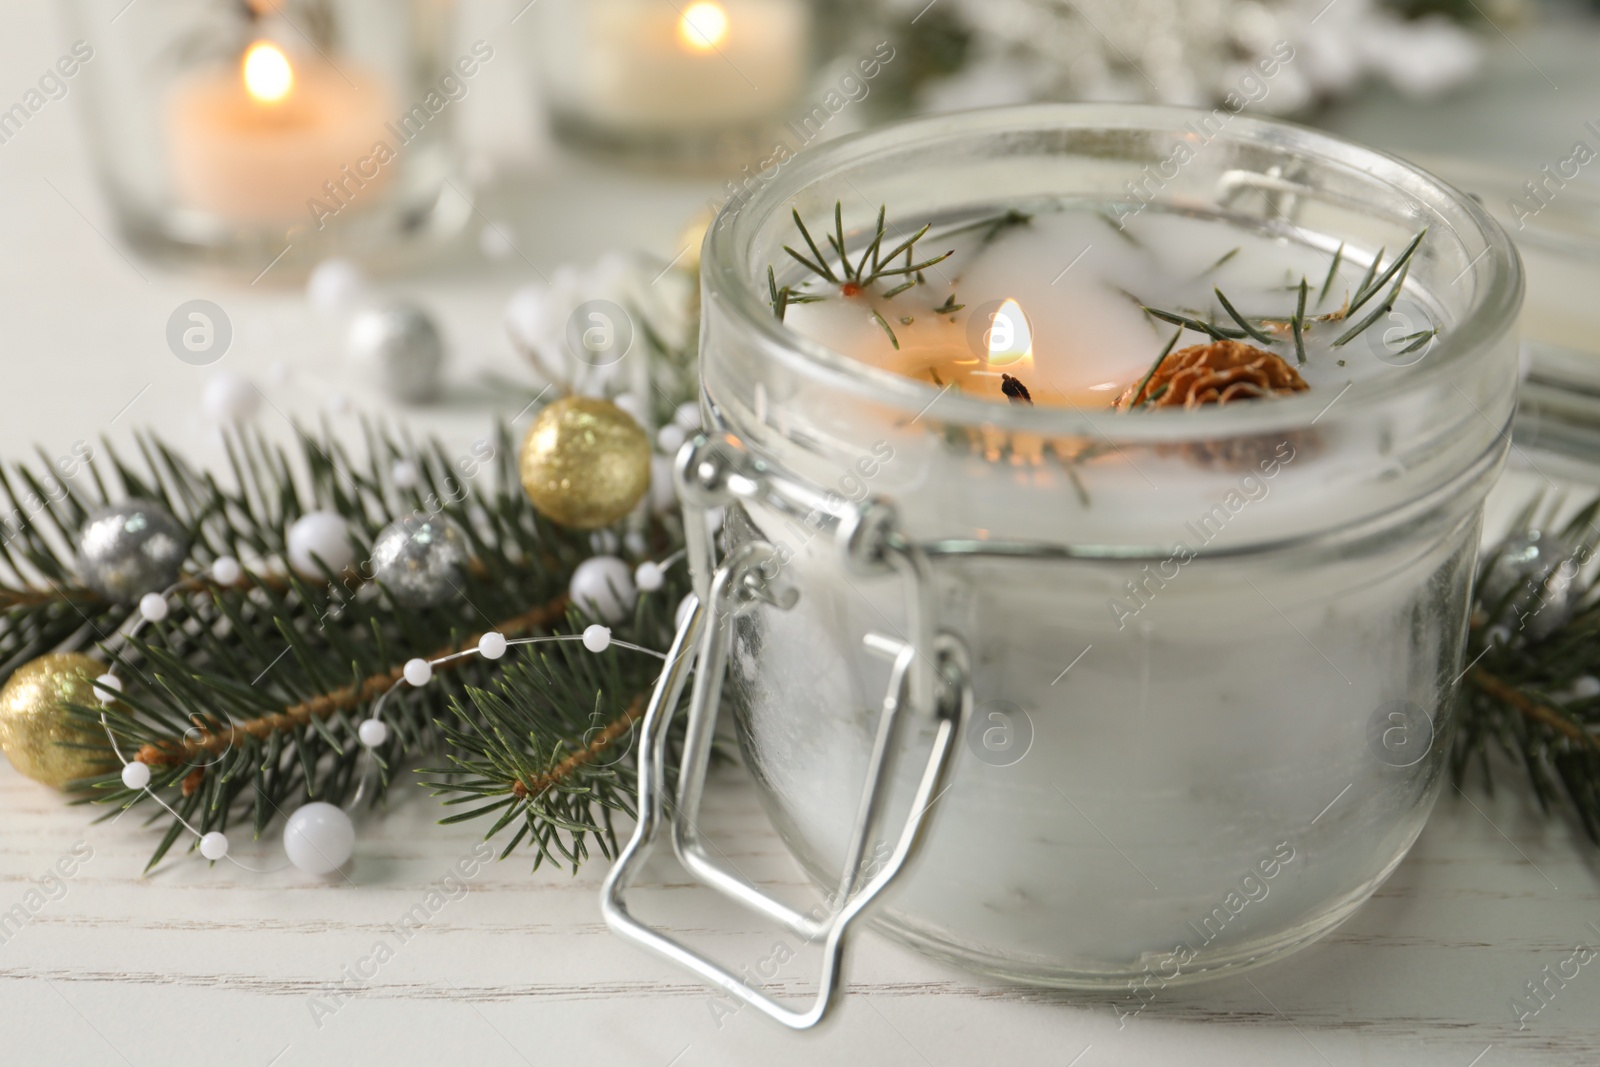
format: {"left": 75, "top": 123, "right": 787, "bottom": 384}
{"left": 1119, "top": 340, "right": 1313, "bottom": 469}
{"left": 1118, "top": 340, "right": 1308, "bottom": 410}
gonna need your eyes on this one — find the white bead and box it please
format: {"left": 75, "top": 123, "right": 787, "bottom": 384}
{"left": 282, "top": 801, "right": 355, "bottom": 874}
{"left": 121, "top": 761, "right": 151, "bottom": 790}
{"left": 307, "top": 257, "right": 369, "bottom": 315}
{"left": 675, "top": 594, "right": 696, "bottom": 631}
{"left": 211, "top": 556, "right": 242, "bottom": 585}
{"left": 624, "top": 530, "right": 648, "bottom": 557}
{"left": 199, "top": 831, "right": 229, "bottom": 860}
{"left": 357, "top": 719, "right": 389, "bottom": 748}
{"left": 1574, "top": 676, "right": 1600, "bottom": 699}
{"left": 612, "top": 393, "right": 646, "bottom": 425}
{"left": 569, "top": 556, "right": 637, "bottom": 624}
{"left": 94, "top": 674, "right": 122, "bottom": 704}
{"left": 478, "top": 631, "right": 508, "bottom": 659}
{"left": 391, "top": 459, "right": 422, "bottom": 490}
{"left": 139, "top": 592, "right": 170, "bottom": 623}
{"left": 674, "top": 401, "right": 701, "bottom": 430}
{"left": 478, "top": 221, "right": 517, "bottom": 261}
{"left": 287, "top": 511, "right": 356, "bottom": 576}
{"left": 583, "top": 624, "right": 612, "bottom": 652}
{"left": 201, "top": 371, "right": 262, "bottom": 424}
{"left": 403, "top": 658, "right": 433, "bottom": 687}
{"left": 650, "top": 455, "right": 677, "bottom": 514}
{"left": 635, "top": 561, "right": 664, "bottom": 592}
{"left": 656, "top": 423, "right": 686, "bottom": 455}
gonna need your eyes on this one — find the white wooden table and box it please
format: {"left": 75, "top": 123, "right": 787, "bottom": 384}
{"left": 3, "top": 4, "right": 1600, "bottom": 1064}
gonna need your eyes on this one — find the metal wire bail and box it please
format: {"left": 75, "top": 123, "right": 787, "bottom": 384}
{"left": 600, "top": 435, "right": 971, "bottom": 1030}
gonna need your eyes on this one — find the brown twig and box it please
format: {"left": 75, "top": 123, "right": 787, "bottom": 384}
{"left": 1468, "top": 667, "right": 1600, "bottom": 750}
{"left": 142, "top": 594, "right": 571, "bottom": 768}
{"left": 510, "top": 692, "right": 650, "bottom": 799}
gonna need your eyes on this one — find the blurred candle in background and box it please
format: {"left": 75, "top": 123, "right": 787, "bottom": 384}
{"left": 167, "top": 39, "right": 392, "bottom": 223}
{"left": 537, "top": 0, "right": 814, "bottom": 156}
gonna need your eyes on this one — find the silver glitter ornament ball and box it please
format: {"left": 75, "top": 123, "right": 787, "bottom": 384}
{"left": 347, "top": 301, "right": 445, "bottom": 404}
{"left": 76, "top": 502, "right": 191, "bottom": 603}
{"left": 1483, "top": 531, "right": 1578, "bottom": 640}
{"left": 370, "top": 517, "right": 470, "bottom": 607}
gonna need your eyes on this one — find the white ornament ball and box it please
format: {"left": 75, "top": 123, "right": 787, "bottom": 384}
{"left": 478, "top": 631, "right": 508, "bottom": 660}
{"left": 582, "top": 624, "right": 612, "bottom": 652}
{"left": 94, "top": 674, "right": 122, "bottom": 704}
{"left": 347, "top": 301, "right": 446, "bottom": 404}
{"left": 139, "top": 592, "right": 169, "bottom": 623}
{"left": 308, "top": 257, "right": 369, "bottom": 315}
{"left": 282, "top": 801, "right": 355, "bottom": 874}
{"left": 211, "top": 556, "right": 242, "bottom": 585}
{"left": 199, "top": 831, "right": 229, "bottom": 860}
{"left": 403, "top": 658, "right": 433, "bottom": 687}
{"left": 673, "top": 401, "right": 701, "bottom": 430}
{"left": 635, "top": 561, "right": 664, "bottom": 592}
{"left": 656, "top": 423, "right": 686, "bottom": 455}
{"left": 201, "top": 371, "right": 261, "bottom": 423}
{"left": 287, "top": 511, "right": 356, "bottom": 576}
{"left": 569, "top": 556, "right": 636, "bottom": 624}
{"left": 357, "top": 718, "right": 389, "bottom": 748}
{"left": 1573, "top": 676, "right": 1600, "bottom": 699}
{"left": 121, "top": 761, "right": 151, "bottom": 790}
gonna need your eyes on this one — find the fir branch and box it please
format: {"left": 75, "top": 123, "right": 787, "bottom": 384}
{"left": 23, "top": 419, "right": 687, "bottom": 872}
{"left": 1457, "top": 499, "right": 1600, "bottom": 843}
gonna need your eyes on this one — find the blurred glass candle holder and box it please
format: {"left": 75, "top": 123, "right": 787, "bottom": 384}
{"left": 533, "top": 0, "right": 817, "bottom": 168}
{"left": 66, "top": 0, "right": 463, "bottom": 273}
{"left": 604, "top": 104, "right": 1524, "bottom": 1012}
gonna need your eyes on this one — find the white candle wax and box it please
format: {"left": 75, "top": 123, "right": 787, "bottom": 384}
{"left": 167, "top": 43, "right": 392, "bottom": 224}
{"left": 784, "top": 209, "right": 1427, "bottom": 406}
{"left": 563, "top": 0, "right": 811, "bottom": 131}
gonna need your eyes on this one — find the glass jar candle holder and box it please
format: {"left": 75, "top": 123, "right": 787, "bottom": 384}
{"left": 532, "top": 0, "right": 825, "bottom": 169}
{"left": 65, "top": 0, "right": 464, "bottom": 273}
{"left": 603, "top": 104, "right": 1523, "bottom": 1025}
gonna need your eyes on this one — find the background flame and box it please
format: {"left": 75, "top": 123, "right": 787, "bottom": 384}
{"left": 242, "top": 41, "right": 294, "bottom": 104}
{"left": 677, "top": 2, "right": 730, "bottom": 52}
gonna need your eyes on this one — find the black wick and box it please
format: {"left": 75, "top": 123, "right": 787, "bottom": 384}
{"left": 1001, "top": 374, "right": 1033, "bottom": 406}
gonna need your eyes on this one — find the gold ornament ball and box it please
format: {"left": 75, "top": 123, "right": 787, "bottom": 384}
{"left": 0, "top": 653, "right": 115, "bottom": 789}
{"left": 519, "top": 396, "right": 651, "bottom": 529}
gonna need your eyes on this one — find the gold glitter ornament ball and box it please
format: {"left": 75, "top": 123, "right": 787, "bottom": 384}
{"left": 0, "top": 653, "right": 115, "bottom": 788}
{"left": 519, "top": 396, "right": 651, "bottom": 529}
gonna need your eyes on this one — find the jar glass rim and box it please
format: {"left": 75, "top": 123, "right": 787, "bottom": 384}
{"left": 703, "top": 103, "right": 1524, "bottom": 441}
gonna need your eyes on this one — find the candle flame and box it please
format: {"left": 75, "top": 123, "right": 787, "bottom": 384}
{"left": 678, "top": 2, "right": 730, "bottom": 52}
{"left": 986, "top": 298, "right": 1033, "bottom": 372}
{"left": 243, "top": 41, "right": 294, "bottom": 105}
